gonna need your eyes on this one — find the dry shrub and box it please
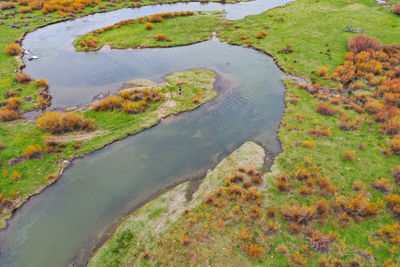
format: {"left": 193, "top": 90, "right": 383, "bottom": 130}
{"left": 251, "top": 175, "right": 262, "bottom": 185}
{"left": 275, "top": 173, "right": 291, "bottom": 192}
{"left": 392, "top": 5, "right": 400, "bottom": 15}
{"left": 150, "top": 14, "right": 163, "bottom": 23}
{"left": 5, "top": 97, "right": 22, "bottom": 110}
{"left": 15, "top": 73, "right": 31, "bottom": 83}
{"left": 246, "top": 244, "right": 263, "bottom": 258}
{"left": 340, "top": 193, "right": 379, "bottom": 219}
{"left": 347, "top": 35, "right": 382, "bottom": 53}
{"left": 352, "top": 180, "right": 365, "bottom": 191}
{"left": 391, "top": 165, "right": 400, "bottom": 185}
{"left": 338, "top": 113, "right": 363, "bottom": 131}
{"left": 19, "top": 6, "right": 32, "bottom": 12}
{"left": 315, "top": 199, "right": 330, "bottom": 219}
{"left": 255, "top": 31, "right": 267, "bottom": 39}
{"left": 91, "top": 96, "right": 122, "bottom": 111}
{"left": 316, "top": 102, "right": 337, "bottom": 116}
{"left": 23, "top": 144, "right": 42, "bottom": 159}
{"left": 5, "top": 43, "right": 21, "bottom": 56}
{"left": 264, "top": 220, "right": 280, "bottom": 235}
{"left": 122, "top": 100, "right": 147, "bottom": 114}
{"left": 267, "top": 207, "right": 276, "bottom": 218}
{"left": 155, "top": 33, "right": 166, "bottom": 41}
{"left": 293, "top": 167, "right": 310, "bottom": 181}
{"left": 382, "top": 116, "right": 400, "bottom": 135}
{"left": 276, "top": 244, "right": 288, "bottom": 255}
{"left": 298, "top": 186, "right": 313, "bottom": 197}
{"left": 37, "top": 111, "right": 95, "bottom": 134}
{"left": 288, "top": 253, "right": 308, "bottom": 267}
{"left": 386, "top": 194, "right": 400, "bottom": 218}
{"left": 371, "top": 178, "right": 391, "bottom": 194}
{"left": 301, "top": 140, "right": 315, "bottom": 149}
{"left": 308, "top": 126, "right": 331, "bottom": 138}
{"left": 11, "top": 171, "right": 21, "bottom": 181}
{"left": 281, "top": 204, "right": 315, "bottom": 225}
{"left": 0, "top": 109, "right": 21, "bottom": 122}
{"left": 144, "top": 22, "right": 153, "bottom": 30}
{"left": 0, "top": 2, "right": 16, "bottom": 10}
{"left": 317, "top": 66, "right": 328, "bottom": 77}
{"left": 310, "top": 230, "right": 337, "bottom": 252}
{"left": 389, "top": 136, "right": 400, "bottom": 155}
{"left": 79, "top": 37, "right": 98, "bottom": 49}
{"left": 34, "top": 78, "right": 48, "bottom": 88}
{"left": 245, "top": 187, "right": 260, "bottom": 201}
{"left": 375, "top": 223, "right": 400, "bottom": 246}
{"left": 316, "top": 176, "right": 337, "bottom": 197}
{"left": 342, "top": 150, "right": 355, "bottom": 161}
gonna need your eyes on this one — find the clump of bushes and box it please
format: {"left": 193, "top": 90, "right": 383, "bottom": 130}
{"left": 0, "top": 109, "right": 21, "bottom": 122}
{"left": 23, "top": 144, "right": 42, "bottom": 159}
{"left": 144, "top": 22, "right": 153, "bottom": 30}
{"left": 5, "top": 43, "right": 21, "bottom": 56}
{"left": 0, "top": 2, "right": 16, "bottom": 10}
{"left": 255, "top": 31, "right": 267, "bottom": 39}
{"left": 371, "top": 178, "right": 391, "bottom": 194}
{"left": 316, "top": 102, "right": 337, "bottom": 116}
{"left": 342, "top": 150, "right": 356, "bottom": 161}
{"left": 391, "top": 165, "right": 400, "bottom": 185}
{"left": 37, "top": 111, "right": 96, "bottom": 134}
{"left": 317, "top": 66, "right": 328, "bottom": 77}
{"left": 391, "top": 5, "right": 400, "bottom": 15}
{"left": 34, "top": 78, "right": 48, "bottom": 88}
{"left": 347, "top": 35, "right": 382, "bottom": 53}
{"left": 79, "top": 37, "right": 98, "bottom": 49}
{"left": 150, "top": 14, "right": 163, "bottom": 23}
{"left": 275, "top": 173, "right": 291, "bottom": 192}
{"left": 15, "top": 73, "right": 31, "bottom": 83}
{"left": 386, "top": 194, "right": 400, "bottom": 218}
{"left": 91, "top": 96, "right": 122, "bottom": 111}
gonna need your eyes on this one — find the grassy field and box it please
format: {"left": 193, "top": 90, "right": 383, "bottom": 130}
{"left": 88, "top": 0, "right": 400, "bottom": 266}
{"left": 0, "top": 69, "right": 217, "bottom": 228}
{"left": 74, "top": 11, "right": 224, "bottom": 51}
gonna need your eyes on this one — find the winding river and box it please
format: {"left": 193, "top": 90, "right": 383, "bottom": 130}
{"left": 0, "top": 0, "right": 292, "bottom": 266}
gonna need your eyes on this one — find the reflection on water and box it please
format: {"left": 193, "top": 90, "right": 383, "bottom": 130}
{"left": 0, "top": 0, "right": 292, "bottom": 266}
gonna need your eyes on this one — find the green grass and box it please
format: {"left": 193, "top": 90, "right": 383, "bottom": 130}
{"left": 74, "top": 11, "right": 224, "bottom": 51}
{"left": 0, "top": 69, "right": 217, "bottom": 228}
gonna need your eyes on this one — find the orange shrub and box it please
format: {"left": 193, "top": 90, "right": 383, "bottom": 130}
{"left": 389, "top": 136, "right": 400, "bottom": 155}
{"left": 301, "top": 140, "right": 315, "bottom": 148}
{"left": 144, "top": 22, "right": 153, "bottom": 30}
{"left": 150, "top": 14, "right": 163, "bottom": 23}
{"left": 391, "top": 165, "right": 400, "bottom": 185}
{"left": 255, "top": 31, "right": 267, "bottom": 39}
{"left": 382, "top": 116, "right": 400, "bottom": 135}
{"left": 79, "top": 37, "right": 98, "bottom": 49}
{"left": 0, "top": 2, "right": 16, "bottom": 10}
{"left": 281, "top": 204, "right": 315, "bottom": 225}
{"left": 316, "top": 102, "right": 337, "bottom": 116}
{"left": 19, "top": 6, "right": 32, "bottom": 13}
{"left": 34, "top": 78, "right": 48, "bottom": 88}
{"left": 155, "top": 33, "right": 166, "bottom": 41}
{"left": 392, "top": 5, "right": 400, "bottom": 15}
{"left": 342, "top": 150, "right": 356, "bottom": 161}
{"left": 91, "top": 96, "right": 122, "bottom": 111}
{"left": 122, "top": 100, "right": 147, "bottom": 114}
{"left": 347, "top": 35, "right": 382, "bottom": 53}
{"left": 192, "top": 95, "right": 200, "bottom": 104}
{"left": 246, "top": 244, "right": 263, "bottom": 258}
{"left": 317, "top": 66, "right": 328, "bottom": 77}
{"left": 310, "top": 230, "right": 337, "bottom": 252}
{"left": 386, "top": 194, "right": 400, "bottom": 218}
{"left": 37, "top": 111, "right": 95, "bottom": 134}
{"left": 23, "top": 144, "right": 42, "bottom": 159}
{"left": 0, "top": 109, "right": 21, "bottom": 122}
{"left": 5, "top": 43, "right": 21, "bottom": 56}
{"left": 15, "top": 73, "right": 31, "bottom": 83}
{"left": 308, "top": 126, "right": 331, "bottom": 138}
{"left": 288, "top": 253, "right": 308, "bottom": 267}
{"left": 371, "top": 178, "right": 391, "bottom": 193}
{"left": 11, "top": 171, "right": 21, "bottom": 181}
{"left": 275, "top": 173, "right": 291, "bottom": 192}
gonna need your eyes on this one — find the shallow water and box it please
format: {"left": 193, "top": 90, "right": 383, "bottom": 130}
{"left": 0, "top": 0, "right": 292, "bottom": 266}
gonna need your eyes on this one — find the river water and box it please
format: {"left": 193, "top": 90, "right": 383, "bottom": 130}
{"left": 0, "top": 0, "right": 292, "bottom": 266}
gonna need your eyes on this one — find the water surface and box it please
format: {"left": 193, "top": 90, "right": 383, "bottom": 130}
{"left": 0, "top": 0, "right": 292, "bottom": 266}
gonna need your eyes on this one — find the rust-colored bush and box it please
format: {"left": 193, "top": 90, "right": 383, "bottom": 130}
{"left": 267, "top": 207, "right": 276, "bottom": 218}
{"left": 192, "top": 95, "right": 200, "bottom": 104}
{"left": 391, "top": 165, "right": 400, "bottom": 185}
{"left": 23, "top": 144, "right": 42, "bottom": 159}
{"left": 246, "top": 244, "right": 264, "bottom": 258}
{"left": 255, "top": 31, "right": 267, "bottom": 39}
{"left": 342, "top": 150, "right": 356, "bottom": 161}
{"left": 392, "top": 5, "right": 400, "bottom": 15}
{"left": 79, "top": 37, "right": 98, "bottom": 49}
{"left": 5, "top": 43, "right": 21, "bottom": 56}
{"left": 371, "top": 178, "right": 391, "bottom": 194}
{"left": 308, "top": 126, "right": 331, "bottom": 138}
{"left": 5, "top": 97, "right": 22, "bottom": 110}
{"left": 281, "top": 204, "right": 315, "bottom": 225}
{"left": 15, "top": 73, "right": 31, "bottom": 83}
{"left": 0, "top": 109, "right": 21, "bottom": 122}
{"left": 11, "top": 171, "right": 21, "bottom": 181}
{"left": 37, "top": 111, "right": 96, "bottom": 134}
{"left": 275, "top": 173, "right": 291, "bottom": 192}
{"left": 91, "top": 96, "right": 122, "bottom": 111}
{"left": 0, "top": 2, "right": 16, "bottom": 10}
{"left": 352, "top": 180, "right": 365, "bottom": 191}
{"left": 317, "top": 66, "right": 328, "bottom": 77}
{"left": 19, "top": 6, "right": 32, "bottom": 13}
{"left": 386, "top": 194, "right": 400, "bottom": 218}
{"left": 301, "top": 140, "right": 315, "bottom": 149}
{"left": 316, "top": 102, "right": 337, "bottom": 116}
{"left": 347, "top": 35, "right": 382, "bottom": 53}
{"left": 150, "top": 14, "right": 163, "bottom": 23}
{"left": 144, "top": 22, "right": 153, "bottom": 30}
{"left": 34, "top": 78, "right": 48, "bottom": 88}
{"left": 310, "top": 230, "right": 337, "bottom": 252}
{"left": 155, "top": 33, "right": 166, "bottom": 41}
{"left": 122, "top": 100, "right": 147, "bottom": 114}
{"left": 288, "top": 253, "right": 308, "bottom": 267}
{"left": 298, "top": 186, "right": 313, "bottom": 197}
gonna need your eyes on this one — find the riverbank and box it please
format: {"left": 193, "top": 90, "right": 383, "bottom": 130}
{"left": 0, "top": 69, "right": 218, "bottom": 228}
